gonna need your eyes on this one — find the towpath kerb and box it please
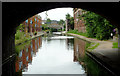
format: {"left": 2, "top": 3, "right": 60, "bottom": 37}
{"left": 67, "top": 33, "right": 120, "bottom": 76}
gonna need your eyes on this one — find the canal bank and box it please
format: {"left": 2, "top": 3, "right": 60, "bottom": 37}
{"left": 15, "top": 33, "right": 112, "bottom": 75}
{"left": 15, "top": 32, "right": 44, "bottom": 46}
{"left": 67, "top": 33, "right": 120, "bottom": 76}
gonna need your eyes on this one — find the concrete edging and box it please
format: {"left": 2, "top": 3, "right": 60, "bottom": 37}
{"left": 67, "top": 33, "right": 117, "bottom": 76}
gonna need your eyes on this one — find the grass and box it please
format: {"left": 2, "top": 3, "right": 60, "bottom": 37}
{"left": 15, "top": 37, "right": 30, "bottom": 45}
{"left": 112, "top": 42, "right": 118, "bottom": 48}
{"left": 88, "top": 43, "right": 100, "bottom": 51}
{"left": 15, "top": 30, "right": 31, "bottom": 45}
{"left": 85, "top": 42, "right": 100, "bottom": 52}
{"left": 67, "top": 30, "right": 88, "bottom": 37}
{"left": 68, "top": 30, "right": 100, "bottom": 51}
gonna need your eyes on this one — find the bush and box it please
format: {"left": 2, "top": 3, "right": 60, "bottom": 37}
{"left": 15, "top": 30, "right": 25, "bottom": 40}
{"left": 82, "top": 11, "right": 115, "bottom": 40}
{"left": 15, "top": 25, "right": 31, "bottom": 45}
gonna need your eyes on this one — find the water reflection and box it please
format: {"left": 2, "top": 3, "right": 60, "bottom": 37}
{"left": 14, "top": 35, "right": 114, "bottom": 75}
{"left": 21, "top": 35, "right": 85, "bottom": 74}
{"left": 73, "top": 38, "right": 86, "bottom": 63}
{"left": 15, "top": 37, "right": 42, "bottom": 74}
{"left": 71, "top": 37, "right": 113, "bottom": 76}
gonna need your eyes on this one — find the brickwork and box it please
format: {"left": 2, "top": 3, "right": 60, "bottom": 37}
{"left": 21, "top": 15, "right": 42, "bottom": 35}
{"left": 73, "top": 8, "right": 86, "bottom": 33}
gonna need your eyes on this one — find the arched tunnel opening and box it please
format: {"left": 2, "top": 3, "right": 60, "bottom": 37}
{"left": 2, "top": 2, "right": 120, "bottom": 76}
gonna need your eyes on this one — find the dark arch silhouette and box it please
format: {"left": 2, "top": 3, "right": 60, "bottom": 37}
{"left": 2, "top": 2, "right": 120, "bottom": 68}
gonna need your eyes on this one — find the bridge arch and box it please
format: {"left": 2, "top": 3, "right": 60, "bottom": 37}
{"left": 2, "top": 2, "right": 120, "bottom": 62}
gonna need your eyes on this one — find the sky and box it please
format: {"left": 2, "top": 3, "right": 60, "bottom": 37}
{"left": 38, "top": 8, "right": 73, "bottom": 21}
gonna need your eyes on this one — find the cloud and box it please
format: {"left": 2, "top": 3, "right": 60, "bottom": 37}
{"left": 38, "top": 8, "right": 73, "bottom": 21}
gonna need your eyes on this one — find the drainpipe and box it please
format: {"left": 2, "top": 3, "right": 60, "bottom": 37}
{"left": 118, "top": 28, "right": 120, "bottom": 49}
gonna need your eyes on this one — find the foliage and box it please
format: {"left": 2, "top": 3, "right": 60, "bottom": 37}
{"left": 58, "top": 19, "right": 65, "bottom": 25}
{"left": 46, "top": 18, "right": 51, "bottom": 24}
{"left": 65, "top": 13, "right": 74, "bottom": 30}
{"left": 66, "top": 13, "right": 71, "bottom": 19}
{"left": 16, "top": 24, "right": 25, "bottom": 31}
{"left": 42, "top": 24, "right": 49, "bottom": 30}
{"left": 15, "top": 30, "right": 25, "bottom": 40}
{"left": 112, "top": 42, "right": 118, "bottom": 48}
{"left": 15, "top": 24, "right": 31, "bottom": 45}
{"left": 69, "top": 17, "right": 74, "bottom": 30}
{"left": 80, "top": 11, "right": 115, "bottom": 40}
{"left": 50, "top": 28, "right": 57, "bottom": 32}
{"left": 88, "top": 43, "right": 100, "bottom": 51}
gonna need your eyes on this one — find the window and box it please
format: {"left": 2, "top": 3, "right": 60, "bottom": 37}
{"left": 30, "top": 20, "right": 32, "bottom": 24}
{"left": 25, "top": 20, "right": 28, "bottom": 23}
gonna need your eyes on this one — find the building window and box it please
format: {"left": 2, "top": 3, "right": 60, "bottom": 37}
{"left": 25, "top": 20, "right": 28, "bottom": 23}
{"left": 30, "top": 20, "right": 32, "bottom": 24}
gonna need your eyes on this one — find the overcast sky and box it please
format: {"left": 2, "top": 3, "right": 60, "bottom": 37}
{"left": 38, "top": 8, "right": 73, "bottom": 21}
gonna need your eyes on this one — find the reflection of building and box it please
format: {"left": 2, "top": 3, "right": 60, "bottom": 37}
{"left": 15, "top": 37, "right": 42, "bottom": 72}
{"left": 73, "top": 8, "right": 86, "bottom": 33}
{"left": 73, "top": 38, "right": 86, "bottom": 62}
{"left": 66, "top": 38, "right": 74, "bottom": 50}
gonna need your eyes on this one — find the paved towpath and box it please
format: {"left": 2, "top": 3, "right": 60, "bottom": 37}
{"left": 67, "top": 33, "right": 120, "bottom": 76}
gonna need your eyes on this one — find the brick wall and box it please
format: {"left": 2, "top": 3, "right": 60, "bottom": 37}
{"left": 21, "top": 15, "right": 42, "bottom": 35}
{"left": 73, "top": 8, "right": 86, "bottom": 33}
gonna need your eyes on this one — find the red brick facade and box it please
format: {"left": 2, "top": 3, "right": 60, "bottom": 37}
{"left": 21, "top": 15, "right": 42, "bottom": 35}
{"left": 73, "top": 8, "right": 86, "bottom": 33}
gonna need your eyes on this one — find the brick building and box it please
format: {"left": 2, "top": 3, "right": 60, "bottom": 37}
{"left": 21, "top": 15, "right": 42, "bottom": 36}
{"left": 73, "top": 8, "right": 86, "bottom": 33}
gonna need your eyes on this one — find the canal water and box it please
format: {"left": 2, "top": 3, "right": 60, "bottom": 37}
{"left": 15, "top": 33, "right": 113, "bottom": 76}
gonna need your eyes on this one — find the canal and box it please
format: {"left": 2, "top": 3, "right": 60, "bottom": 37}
{"left": 15, "top": 33, "right": 113, "bottom": 76}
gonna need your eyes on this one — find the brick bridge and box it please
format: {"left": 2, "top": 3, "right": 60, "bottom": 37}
{"left": 2, "top": 2, "right": 120, "bottom": 76}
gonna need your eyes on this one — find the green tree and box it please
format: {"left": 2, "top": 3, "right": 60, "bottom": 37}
{"left": 58, "top": 19, "right": 65, "bottom": 25}
{"left": 46, "top": 18, "right": 51, "bottom": 24}
{"left": 65, "top": 13, "right": 74, "bottom": 30}
{"left": 81, "top": 11, "right": 115, "bottom": 40}
{"left": 69, "top": 17, "right": 74, "bottom": 30}
{"left": 66, "top": 13, "right": 71, "bottom": 19}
